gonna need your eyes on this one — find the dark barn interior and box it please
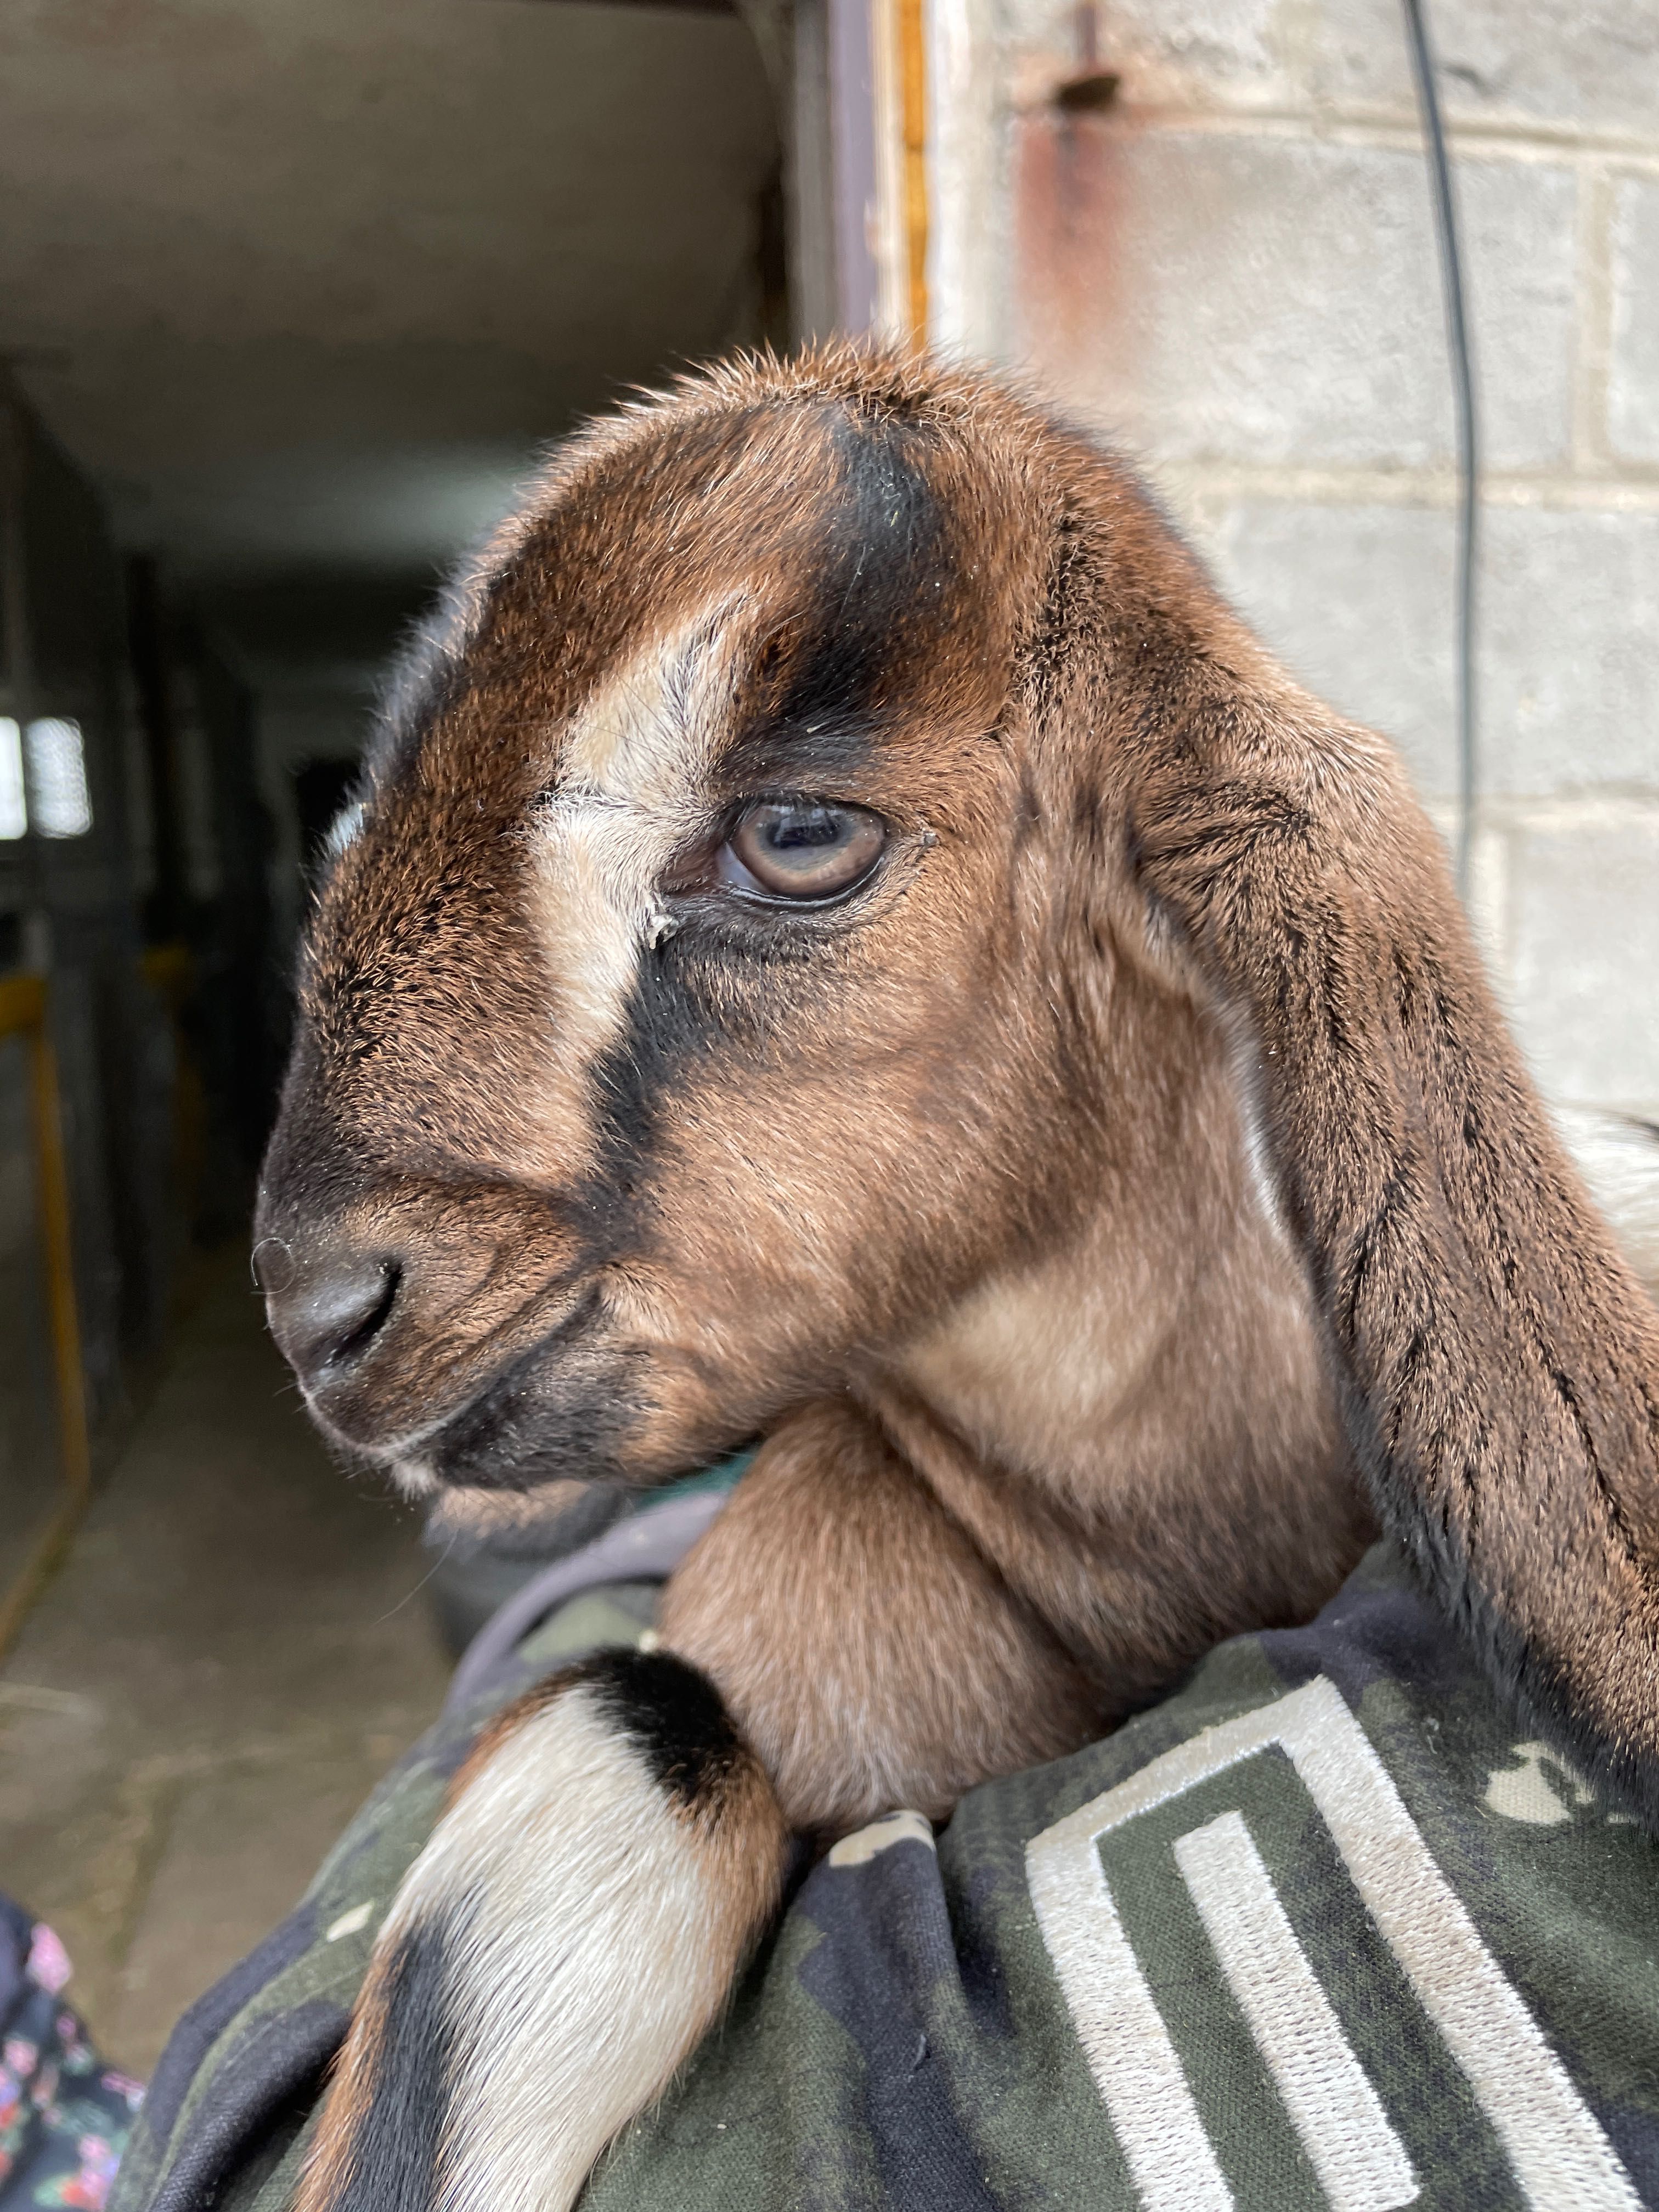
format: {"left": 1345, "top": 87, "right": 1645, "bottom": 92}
{"left": 0, "top": 0, "right": 780, "bottom": 2068}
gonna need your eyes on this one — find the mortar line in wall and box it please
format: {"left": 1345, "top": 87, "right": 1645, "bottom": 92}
{"left": 1442, "top": 792, "right": 1659, "bottom": 833}
{"left": 1148, "top": 463, "right": 1659, "bottom": 512}
{"left": 1040, "top": 100, "right": 1659, "bottom": 174}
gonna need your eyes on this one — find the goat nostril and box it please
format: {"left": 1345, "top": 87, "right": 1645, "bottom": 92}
{"left": 328, "top": 1262, "right": 400, "bottom": 1369}
{"left": 250, "top": 1235, "right": 295, "bottom": 1296}
{"left": 281, "top": 1257, "right": 402, "bottom": 1381}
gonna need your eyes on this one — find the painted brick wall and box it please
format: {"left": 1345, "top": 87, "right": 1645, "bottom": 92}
{"left": 937, "top": 0, "right": 1659, "bottom": 1115}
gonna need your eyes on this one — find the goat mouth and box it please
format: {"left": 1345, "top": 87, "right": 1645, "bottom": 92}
{"left": 354, "top": 1284, "right": 635, "bottom": 1494}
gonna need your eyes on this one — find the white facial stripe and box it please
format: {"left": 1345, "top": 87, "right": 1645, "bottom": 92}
{"left": 562, "top": 607, "right": 732, "bottom": 804}
{"left": 537, "top": 803, "right": 668, "bottom": 1057}
{"left": 530, "top": 607, "right": 738, "bottom": 1080}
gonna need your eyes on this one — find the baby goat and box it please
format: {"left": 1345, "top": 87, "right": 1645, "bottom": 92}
{"left": 254, "top": 345, "right": 1659, "bottom": 2212}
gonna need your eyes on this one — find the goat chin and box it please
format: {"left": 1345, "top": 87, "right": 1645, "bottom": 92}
{"left": 296, "top": 1653, "right": 787, "bottom": 2212}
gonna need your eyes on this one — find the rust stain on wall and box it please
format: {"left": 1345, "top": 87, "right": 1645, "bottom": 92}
{"left": 1013, "top": 101, "right": 1148, "bottom": 428}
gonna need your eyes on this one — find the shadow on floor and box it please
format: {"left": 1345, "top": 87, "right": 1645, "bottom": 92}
{"left": 0, "top": 1248, "right": 450, "bottom": 2073}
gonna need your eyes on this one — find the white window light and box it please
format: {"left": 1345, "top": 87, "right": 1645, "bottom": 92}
{"left": 0, "top": 719, "right": 24, "bottom": 840}
{"left": 24, "top": 718, "right": 93, "bottom": 838}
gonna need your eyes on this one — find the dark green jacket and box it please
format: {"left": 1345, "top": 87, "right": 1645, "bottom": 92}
{"left": 110, "top": 1547, "right": 1659, "bottom": 2211}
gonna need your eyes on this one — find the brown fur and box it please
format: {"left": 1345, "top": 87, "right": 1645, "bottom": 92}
{"left": 660, "top": 1400, "right": 1105, "bottom": 1833}
{"left": 258, "top": 341, "right": 1659, "bottom": 2204}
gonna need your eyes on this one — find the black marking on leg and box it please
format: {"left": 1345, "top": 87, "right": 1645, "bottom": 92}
{"left": 574, "top": 1648, "right": 748, "bottom": 1812}
{"left": 326, "top": 1915, "right": 460, "bottom": 2212}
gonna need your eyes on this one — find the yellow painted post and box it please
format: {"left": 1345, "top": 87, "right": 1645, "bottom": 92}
{"left": 897, "top": 0, "right": 929, "bottom": 338}
{"left": 0, "top": 971, "right": 92, "bottom": 1658}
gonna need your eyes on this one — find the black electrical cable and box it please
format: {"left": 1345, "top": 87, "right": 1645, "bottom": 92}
{"left": 1401, "top": 0, "right": 1480, "bottom": 902}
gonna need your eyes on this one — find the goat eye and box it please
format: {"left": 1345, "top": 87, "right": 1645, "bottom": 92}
{"left": 719, "top": 801, "right": 887, "bottom": 901}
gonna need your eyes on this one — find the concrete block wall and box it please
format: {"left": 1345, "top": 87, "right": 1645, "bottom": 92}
{"left": 936, "top": 0, "right": 1659, "bottom": 1114}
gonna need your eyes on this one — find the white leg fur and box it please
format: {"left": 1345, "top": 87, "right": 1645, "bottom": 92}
{"left": 301, "top": 1663, "right": 784, "bottom": 2212}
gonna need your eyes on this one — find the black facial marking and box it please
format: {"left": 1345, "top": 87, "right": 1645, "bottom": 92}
{"left": 578, "top": 885, "right": 866, "bottom": 1274}
{"left": 720, "top": 408, "right": 953, "bottom": 794}
{"left": 575, "top": 410, "right": 956, "bottom": 1246}
{"left": 424, "top": 1294, "right": 640, "bottom": 1489}
{"left": 575, "top": 1648, "right": 748, "bottom": 1811}
{"left": 570, "top": 934, "right": 714, "bottom": 1267}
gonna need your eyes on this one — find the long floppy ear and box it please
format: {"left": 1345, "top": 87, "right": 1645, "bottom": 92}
{"left": 1126, "top": 658, "right": 1659, "bottom": 1823}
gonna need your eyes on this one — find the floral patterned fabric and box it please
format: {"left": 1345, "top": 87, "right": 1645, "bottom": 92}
{"left": 0, "top": 1898, "right": 141, "bottom": 2210}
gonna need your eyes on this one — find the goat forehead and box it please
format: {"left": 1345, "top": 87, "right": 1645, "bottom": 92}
{"left": 557, "top": 602, "right": 738, "bottom": 811}
{"left": 363, "top": 380, "right": 1023, "bottom": 851}
{"left": 304, "top": 397, "right": 1018, "bottom": 1099}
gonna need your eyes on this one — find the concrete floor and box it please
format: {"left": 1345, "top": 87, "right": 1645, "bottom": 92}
{"left": 0, "top": 1249, "right": 451, "bottom": 2074}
